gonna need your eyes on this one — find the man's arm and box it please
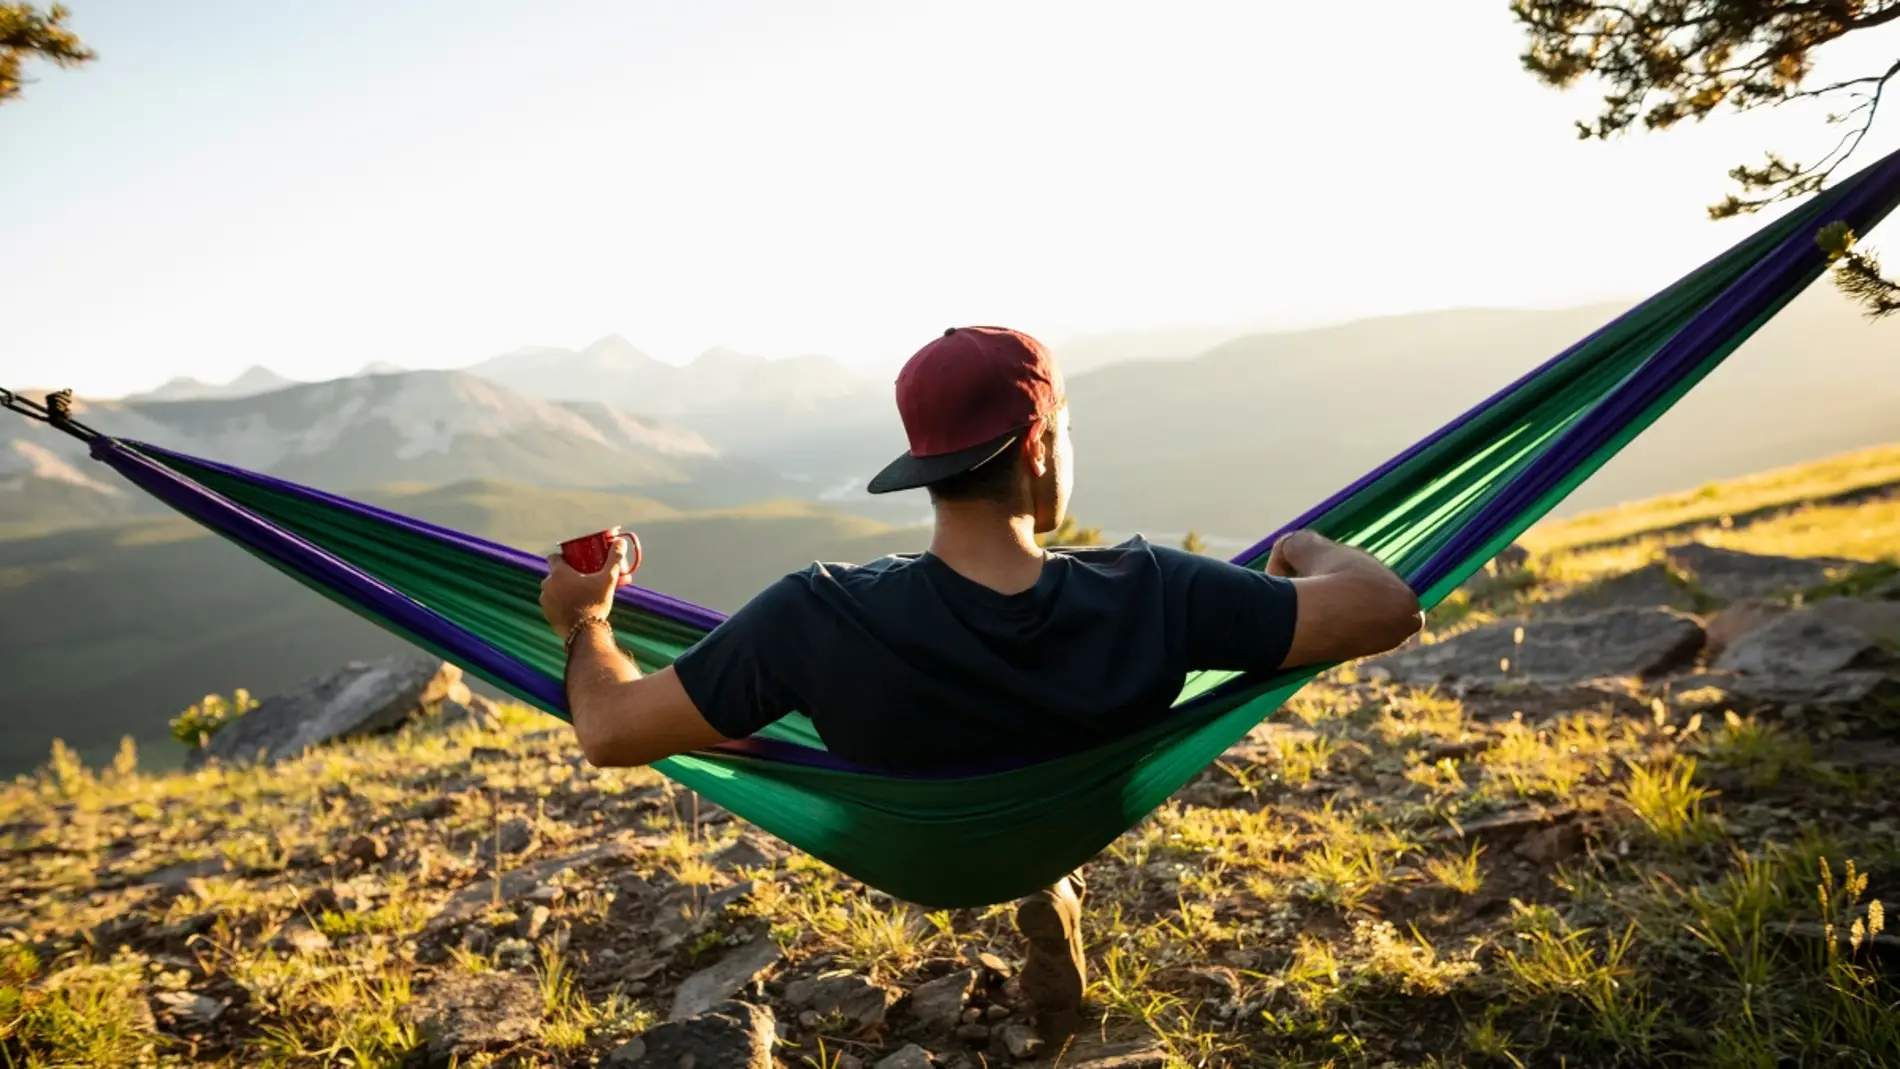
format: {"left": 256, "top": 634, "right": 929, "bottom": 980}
{"left": 538, "top": 533, "right": 731, "bottom": 768}
{"left": 564, "top": 624, "right": 729, "bottom": 767}
{"left": 1268, "top": 530, "right": 1422, "bottom": 669}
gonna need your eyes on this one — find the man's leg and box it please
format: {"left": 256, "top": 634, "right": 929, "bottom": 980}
{"left": 1015, "top": 871, "right": 1086, "bottom": 1042}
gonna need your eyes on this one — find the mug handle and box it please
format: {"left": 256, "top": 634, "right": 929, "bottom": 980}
{"left": 615, "top": 531, "right": 643, "bottom": 582}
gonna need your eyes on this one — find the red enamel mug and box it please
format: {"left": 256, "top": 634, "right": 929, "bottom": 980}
{"left": 558, "top": 529, "right": 642, "bottom": 584}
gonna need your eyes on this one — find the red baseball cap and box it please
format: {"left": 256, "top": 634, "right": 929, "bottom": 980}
{"left": 866, "top": 326, "right": 1066, "bottom": 495}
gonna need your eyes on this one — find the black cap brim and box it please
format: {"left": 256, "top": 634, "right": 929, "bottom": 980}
{"left": 865, "top": 428, "right": 1021, "bottom": 495}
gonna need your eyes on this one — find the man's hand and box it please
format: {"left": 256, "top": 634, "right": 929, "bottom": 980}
{"left": 1265, "top": 531, "right": 1312, "bottom": 577}
{"left": 1266, "top": 529, "right": 1423, "bottom": 669}
{"left": 540, "top": 529, "right": 630, "bottom": 637}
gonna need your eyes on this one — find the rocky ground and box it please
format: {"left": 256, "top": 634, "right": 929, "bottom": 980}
{"left": 6, "top": 475, "right": 1900, "bottom": 1068}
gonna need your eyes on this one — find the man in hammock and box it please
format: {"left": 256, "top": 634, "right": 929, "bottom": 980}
{"left": 539, "top": 325, "right": 1422, "bottom": 1041}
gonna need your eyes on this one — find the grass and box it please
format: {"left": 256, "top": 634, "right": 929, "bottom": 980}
{"left": 1526, "top": 441, "right": 1900, "bottom": 552}
{"left": 6, "top": 448, "right": 1900, "bottom": 1067}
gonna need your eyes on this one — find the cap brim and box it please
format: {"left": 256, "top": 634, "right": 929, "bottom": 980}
{"left": 865, "top": 429, "right": 1021, "bottom": 495}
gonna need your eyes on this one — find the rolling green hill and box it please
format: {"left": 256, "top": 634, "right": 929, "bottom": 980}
{"left": 0, "top": 483, "right": 927, "bottom": 775}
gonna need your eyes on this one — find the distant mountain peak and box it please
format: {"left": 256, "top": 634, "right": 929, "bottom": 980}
{"left": 229, "top": 365, "right": 292, "bottom": 389}
{"left": 356, "top": 360, "right": 406, "bottom": 377}
{"left": 580, "top": 334, "right": 661, "bottom": 369}
{"left": 131, "top": 365, "right": 295, "bottom": 402}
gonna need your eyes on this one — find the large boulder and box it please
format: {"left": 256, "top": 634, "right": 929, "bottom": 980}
{"left": 1543, "top": 563, "right": 1698, "bottom": 617}
{"left": 1368, "top": 608, "right": 1704, "bottom": 686}
{"left": 1809, "top": 597, "right": 1900, "bottom": 649}
{"left": 189, "top": 655, "right": 464, "bottom": 767}
{"left": 1702, "top": 600, "right": 1791, "bottom": 661}
{"left": 1714, "top": 611, "right": 1880, "bottom": 676}
{"left": 1663, "top": 544, "right": 1857, "bottom": 604}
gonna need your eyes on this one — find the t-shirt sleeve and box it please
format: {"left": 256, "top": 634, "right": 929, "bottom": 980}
{"left": 669, "top": 575, "right": 808, "bottom": 740}
{"left": 1166, "top": 548, "right": 1300, "bottom": 673}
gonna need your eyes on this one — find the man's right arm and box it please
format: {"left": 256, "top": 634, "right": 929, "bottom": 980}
{"left": 1267, "top": 530, "right": 1421, "bottom": 669}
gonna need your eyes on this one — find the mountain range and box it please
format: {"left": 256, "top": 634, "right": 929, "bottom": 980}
{"left": 1, "top": 371, "right": 790, "bottom": 538}
{"left": 129, "top": 365, "right": 301, "bottom": 402}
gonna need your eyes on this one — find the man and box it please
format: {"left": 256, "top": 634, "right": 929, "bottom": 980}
{"left": 540, "top": 325, "right": 1422, "bottom": 1041}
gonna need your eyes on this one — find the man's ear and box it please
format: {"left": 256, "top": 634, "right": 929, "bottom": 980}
{"left": 1024, "top": 418, "right": 1050, "bottom": 476}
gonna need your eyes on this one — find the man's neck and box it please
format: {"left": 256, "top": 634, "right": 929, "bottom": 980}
{"left": 927, "top": 502, "right": 1047, "bottom": 596}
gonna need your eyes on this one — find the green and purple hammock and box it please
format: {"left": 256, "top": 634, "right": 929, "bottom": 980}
{"left": 14, "top": 148, "right": 1900, "bottom": 908}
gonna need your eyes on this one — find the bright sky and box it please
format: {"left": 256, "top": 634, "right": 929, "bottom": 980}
{"left": 5, "top": 0, "right": 1899, "bottom": 397}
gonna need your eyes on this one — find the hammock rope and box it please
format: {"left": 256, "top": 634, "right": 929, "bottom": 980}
{"left": 12, "top": 145, "right": 1900, "bottom": 907}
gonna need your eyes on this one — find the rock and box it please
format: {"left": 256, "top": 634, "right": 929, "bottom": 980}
{"left": 153, "top": 990, "right": 228, "bottom": 1025}
{"left": 1424, "top": 738, "right": 1492, "bottom": 761}
{"left": 345, "top": 834, "right": 387, "bottom": 866}
{"left": 837, "top": 1055, "right": 865, "bottom": 1069}
{"left": 1715, "top": 611, "right": 1879, "bottom": 676}
{"left": 954, "top": 1023, "right": 992, "bottom": 1045}
{"left": 1665, "top": 544, "right": 1856, "bottom": 604}
{"left": 1000, "top": 1024, "right": 1043, "bottom": 1060}
{"left": 609, "top": 1000, "right": 775, "bottom": 1069}
{"left": 520, "top": 905, "right": 551, "bottom": 940}
{"left": 1810, "top": 597, "right": 1900, "bottom": 648}
{"left": 712, "top": 835, "right": 776, "bottom": 872}
{"left": 430, "top": 842, "right": 632, "bottom": 927}
{"left": 984, "top": 1005, "right": 1011, "bottom": 1022}
{"left": 460, "top": 927, "right": 493, "bottom": 955}
{"left": 1459, "top": 544, "right": 1536, "bottom": 604}
{"left": 406, "top": 972, "right": 540, "bottom": 1061}
{"left": 1369, "top": 608, "right": 1704, "bottom": 685}
{"left": 478, "top": 818, "right": 536, "bottom": 861}
{"left": 133, "top": 856, "right": 228, "bottom": 891}
{"left": 1665, "top": 671, "right": 1890, "bottom": 707}
{"left": 1515, "top": 821, "right": 1584, "bottom": 865}
{"left": 784, "top": 971, "right": 893, "bottom": 1030}
{"left": 1544, "top": 563, "right": 1695, "bottom": 616}
{"left": 1428, "top": 806, "right": 1574, "bottom": 845}
{"left": 908, "top": 969, "right": 975, "bottom": 1032}
{"left": 969, "top": 949, "right": 1013, "bottom": 978}
{"left": 523, "top": 884, "right": 562, "bottom": 905}
{"left": 1494, "top": 543, "right": 1531, "bottom": 572}
{"left": 670, "top": 938, "right": 783, "bottom": 1020}
{"left": 275, "top": 922, "right": 332, "bottom": 954}
{"left": 1703, "top": 600, "right": 1790, "bottom": 661}
{"left": 436, "top": 694, "right": 503, "bottom": 731}
{"left": 875, "top": 1045, "right": 936, "bottom": 1069}
{"left": 190, "top": 655, "right": 463, "bottom": 767}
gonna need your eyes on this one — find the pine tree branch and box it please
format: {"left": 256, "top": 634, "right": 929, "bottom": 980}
{"left": 1817, "top": 222, "right": 1900, "bottom": 319}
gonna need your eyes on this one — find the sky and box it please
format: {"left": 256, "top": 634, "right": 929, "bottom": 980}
{"left": 5, "top": 0, "right": 1899, "bottom": 397}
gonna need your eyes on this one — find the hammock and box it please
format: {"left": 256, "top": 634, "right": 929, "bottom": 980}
{"left": 17, "top": 146, "right": 1900, "bottom": 908}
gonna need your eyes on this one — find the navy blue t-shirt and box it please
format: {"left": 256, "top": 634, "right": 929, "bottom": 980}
{"left": 670, "top": 536, "right": 1298, "bottom": 771}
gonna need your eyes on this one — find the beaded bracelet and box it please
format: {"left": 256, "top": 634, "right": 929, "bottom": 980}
{"left": 564, "top": 614, "right": 613, "bottom": 651}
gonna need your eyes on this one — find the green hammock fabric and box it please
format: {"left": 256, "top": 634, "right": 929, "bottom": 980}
{"left": 84, "top": 148, "right": 1900, "bottom": 908}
